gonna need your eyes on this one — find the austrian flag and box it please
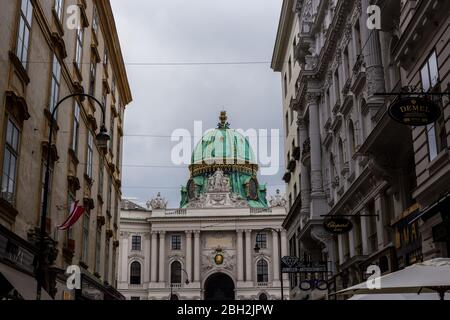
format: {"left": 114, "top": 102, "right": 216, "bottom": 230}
{"left": 58, "top": 201, "right": 85, "bottom": 230}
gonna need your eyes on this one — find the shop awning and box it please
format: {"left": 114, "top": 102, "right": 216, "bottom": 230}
{"left": 0, "top": 263, "right": 53, "bottom": 300}
{"left": 409, "top": 192, "right": 450, "bottom": 225}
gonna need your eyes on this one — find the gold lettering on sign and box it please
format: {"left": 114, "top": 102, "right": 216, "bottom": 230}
{"left": 206, "top": 236, "right": 233, "bottom": 249}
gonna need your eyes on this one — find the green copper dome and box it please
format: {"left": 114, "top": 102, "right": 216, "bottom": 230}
{"left": 191, "top": 128, "right": 257, "bottom": 165}
{"left": 181, "top": 112, "right": 268, "bottom": 209}
{"left": 189, "top": 111, "right": 258, "bottom": 177}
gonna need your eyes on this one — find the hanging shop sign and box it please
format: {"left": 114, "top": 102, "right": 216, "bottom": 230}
{"left": 323, "top": 217, "right": 353, "bottom": 235}
{"left": 388, "top": 97, "right": 441, "bottom": 126}
{"left": 281, "top": 257, "right": 328, "bottom": 273}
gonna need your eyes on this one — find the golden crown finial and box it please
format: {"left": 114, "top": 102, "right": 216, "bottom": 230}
{"left": 218, "top": 111, "right": 230, "bottom": 129}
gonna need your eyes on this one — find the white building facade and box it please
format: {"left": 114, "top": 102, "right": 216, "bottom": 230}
{"left": 118, "top": 113, "right": 289, "bottom": 300}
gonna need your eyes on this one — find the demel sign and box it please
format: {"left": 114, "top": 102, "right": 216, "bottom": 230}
{"left": 388, "top": 97, "right": 441, "bottom": 126}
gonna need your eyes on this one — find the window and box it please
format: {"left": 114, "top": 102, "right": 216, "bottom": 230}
{"left": 89, "top": 58, "right": 97, "bottom": 96}
{"left": 103, "top": 47, "right": 109, "bottom": 68}
{"left": 354, "top": 21, "right": 362, "bottom": 58}
{"left": 288, "top": 56, "right": 292, "bottom": 81}
{"left": 75, "top": 27, "right": 84, "bottom": 70}
{"left": 40, "top": 161, "right": 53, "bottom": 219}
{"left": 289, "top": 194, "right": 292, "bottom": 209}
{"left": 105, "top": 238, "right": 110, "bottom": 281}
{"left": 285, "top": 112, "right": 289, "bottom": 137}
{"left": 257, "top": 260, "right": 269, "bottom": 283}
{"left": 256, "top": 233, "right": 267, "bottom": 249}
{"left": 283, "top": 74, "right": 288, "bottom": 97}
{"left": 109, "top": 114, "right": 115, "bottom": 153}
{"left": 348, "top": 120, "right": 356, "bottom": 156}
{"left": 130, "top": 297, "right": 140, "bottom": 301}
{"left": 16, "top": 0, "right": 33, "bottom": 69}
{"left": 344, "top": 48, "right": 350, "bottom": 78}
{"left": 95, "top": 227, "right": 101, "bottom": 273}
{"left": 421, "top": 51, "right": 447, "bottom": 161}
{"left": 71, "top": 102, "right": 80, "bottom": 153}
{"left": 92, "top": 6, "right": 99, "bottom": 36}
{"left": 111, "top": 76, "right": 116, "bottom": 98}
{"left": 132, "top": 235, "right": 141, "bottom": 251}
{"left": 54, "top": 0, "right": 64, "bottom": 21}
{"left": 98, "top": 160, "right": 104, "bottom": 196}
{"left": 1, "top": 119, "right": 20, "bottom": 204}
{"left": 82, "top": 211, "right": 90, "bottom": 262}
{"left": 130, "top": 261, "right": 141, "bottom": 285}
{"left": 294, "top": 183, "right": 297, "bottom": 198}
{"left": 116, "top": 137, "right": 121, "bottom": 168}
{"left": 49, "top": 55, "right": 61, "bottom": 115}
{"left": 334, "top": 69, "right": 340, "bottom": 103}
{"left": 170, "top": 261, "right": 182, "bottom": 284}
{"left": 67, "top": 192, "right": 76, "bottom": 242}
{"left": 171, "top": 235, "right": 181, "bottom": 251}
{"left": 107, "top": 175, "right": 112, "bottom": 213}
{"left": 338, "top": 138, "right": 345, "bottom": 171}
{"left": 86, "top": 131, "right": 94, "bottom": 179}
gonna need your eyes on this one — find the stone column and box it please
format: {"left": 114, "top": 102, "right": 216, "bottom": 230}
{"left": 280, "top": 230, "right": 288, "bottom": 282}
{"left": 120, "top": 232, "right": 129, "bottom": 282}
{"left": 360, "top": 0, "right": 385, "bottom": 104}
{"left": 348, "top": 222, "right": 356, "bottom": 258}
{"left": 144, "top": 233, "right": 151, "bottom": 283}
{"left": 237, "top": 230, "right": 244, "bottom": 282}
{"left": 185, "top": 231, "right": 192, "bottom": 281}
{"left": 158, "top": 231, "right": 166, "bottom": 284}
{"left": 360, "top": 208, "right": 370, "bottom": 255}
{"left": 298, "top": 116, "right": 311, "bottom": 218}
{"left": 194, "top": 231, "right": 201, "bottom": 282}
{"left": 272, "top": 231, "right": 280, "bottom": 282}
{"left": 307, "top": 92, "right": 328, "bottom": 219}
{"left": 245, "top": 230, "right": 252, "bottom": 282}
{"left": 150, "top": 232, "right": 158, "bottom": 283}
{"left": 338, "top": 234, "right": 345, "bottom": 265}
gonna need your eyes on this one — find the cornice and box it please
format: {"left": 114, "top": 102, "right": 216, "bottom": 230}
{"left": 95, "top": 0, "right": 133, "bottom": 106}
{"left": 271, "top": 0, "right": 296, "bottom": 71}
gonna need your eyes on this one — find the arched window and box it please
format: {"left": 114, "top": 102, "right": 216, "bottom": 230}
{"left": 360, "top": 99, "right": 367, "bottom": 139}
{"left": 330, "top": 153, "right": 336, "bottom": 182}
{"left": 257, "top": 260, "right": 269, "bottom": 283}
{"left": 171, "top": 261, "right": 182, "bottom": 284}
{"left": 130, "top": 261, "right": 141, "bottom": 285}
{"left": 338, "top": 138, "right": 345, "bottom": 171}
{"left": 348, "top": 120, "right": 356, "bottom": 155}
{"left": 259, "top": 293, "right": 268, "bottom": 300}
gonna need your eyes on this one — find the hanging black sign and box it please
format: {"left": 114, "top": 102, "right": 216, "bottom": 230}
{"left": 323, "top": 217, "right": 353, "bottom": 234}
{"left": 388, "top": 97, "right": 441, "bottom": 126}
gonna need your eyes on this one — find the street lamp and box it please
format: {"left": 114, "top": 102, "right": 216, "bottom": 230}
{"left": 36, "top": 93, "right": 110, "bottom": 300}
{"left": 170, "top": 267, "right": 190, "bottom": 300}
{"left": 254, "top": 228, "right": 284, "bottom": 301}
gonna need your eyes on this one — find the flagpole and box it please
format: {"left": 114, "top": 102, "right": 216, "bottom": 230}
{"left": 36, "top": 93, "right": 109, "bottom": 300}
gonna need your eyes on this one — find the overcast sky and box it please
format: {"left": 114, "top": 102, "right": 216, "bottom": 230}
{"left": 110, "top": 0, "right": 285, "bottom": 208}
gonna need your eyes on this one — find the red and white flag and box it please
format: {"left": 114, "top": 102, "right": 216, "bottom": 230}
{"left": 58, "top": 200, "right": 85, "bottom": 230}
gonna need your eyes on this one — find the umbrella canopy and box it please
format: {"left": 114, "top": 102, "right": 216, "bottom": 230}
{"left": 348, "top": 293, "right": 450, "bottom": 300}
{"left": 337, "top": 258, "right": 450, "bottom": 300}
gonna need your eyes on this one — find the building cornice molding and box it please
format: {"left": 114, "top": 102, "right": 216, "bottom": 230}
{"left": 271, "top": 0, "right": 296, "bottom": 71}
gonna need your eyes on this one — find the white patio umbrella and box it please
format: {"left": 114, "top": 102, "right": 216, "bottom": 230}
{"left": 336, "top": 258, "right": 450, "bottom": 300}
{"left": 348, "top": 293, "right": 450, "bottom": 300}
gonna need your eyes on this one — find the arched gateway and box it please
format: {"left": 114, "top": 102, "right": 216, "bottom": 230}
{"left": 204, "top": 273, "right": 235, "bottom": 300}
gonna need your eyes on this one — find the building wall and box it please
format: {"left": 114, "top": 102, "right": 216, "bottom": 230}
{"left": 395, "top": 0, "right": 450, "bottom": 260}
{"left": 273, "top": 0, "right": 435, "bottom": 298}
{"left": 118, "top": 206, "right": 289, "bottom": 300}
{"left": 0, "top": 0, "right": 132, "bottom": 297}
